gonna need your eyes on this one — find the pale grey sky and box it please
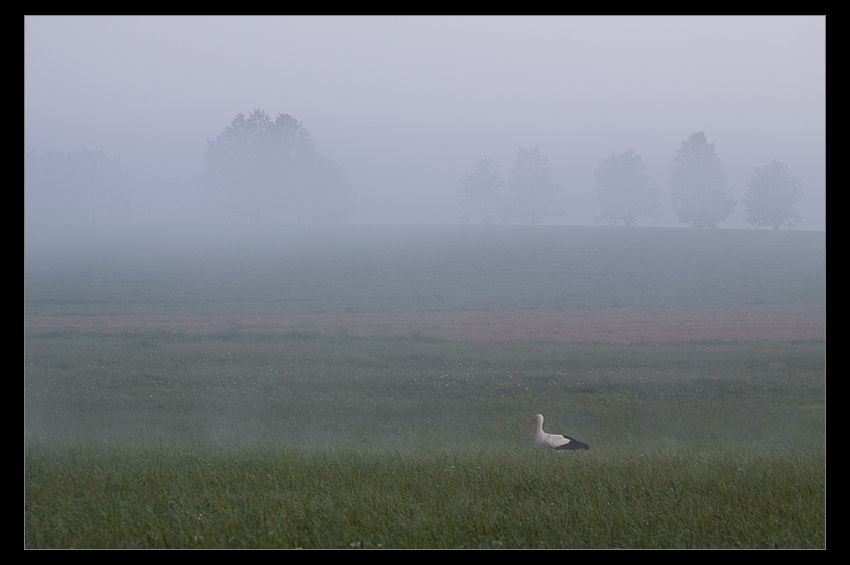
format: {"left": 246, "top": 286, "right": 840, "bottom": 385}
{"left": 25, "top": 16, "right": 825, "bottom": 228}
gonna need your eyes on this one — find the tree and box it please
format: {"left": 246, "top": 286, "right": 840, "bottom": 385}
{"left": 458, "top": 156, "right": 507, "bottom": 224}
{"left": 199, "top": 109, "right": 353, "bottom": 223}
{"left": 742, "top": 160, "right": 803, "bottom": 229}
{"left": 507, "top": 147, "right": 565, "bottom": 225}
{"left": 593, "top": 150, "right": 660, "bottom": 227}
{"left": 25, "top": 148, "right": 134, "bottom": 224}
{"left": 670, "top": 132, "right": 735, "bottom": 228}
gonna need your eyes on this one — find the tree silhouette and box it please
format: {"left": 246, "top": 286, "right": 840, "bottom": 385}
{"left": 742, "top": 160, "right": 803, "bottom": 229}
{"left": 507, "top": 147, "right": 565, "bottom": 225}
{"left": 593, "top": 150, "right": 659, "bottom": 227}
{"left": 670, "top": 132, "right": 735, "bottom": 228}
{"left": 458, "top": 156, "right": 507, "bottom": 224}
{"left": 199, "top": 110, "right": 353, "bottom": 223}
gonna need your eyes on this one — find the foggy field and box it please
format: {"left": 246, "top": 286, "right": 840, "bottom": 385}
{"left": 25, "top": 328, "right": 825, "bottom": 549}
{"left": 25, "top": 332, "right": 824, "bottom": 447}
{"left": 25, "top": 15, "right": 825, "bottom": 548}
{"left": 24, "top": 225, "right": 825, "bottom": 316}
{"left": 25, "top": 334, "right": 825, "bottom": 548}
{"left": 24, "top": 225, "right": 825, "bottom": 548}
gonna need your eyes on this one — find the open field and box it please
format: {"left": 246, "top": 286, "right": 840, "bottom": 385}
{"left": 25, "top": 225, "right": 824, "bottom": 316}
{"left": 25, "top": 332, "right": 825, "bottom": 548}
{"left": 25, "top": 332, "right": 825, "bottom": 446}
{"left": 24, "top": 302, "right": 825, "bottom": 342}
{"left": 25, "top": 225, "right": 825, "bottom": 548}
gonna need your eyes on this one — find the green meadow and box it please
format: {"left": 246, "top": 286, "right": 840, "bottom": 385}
{"left": 24, "top": 225, "right": 825, "bottom": 548}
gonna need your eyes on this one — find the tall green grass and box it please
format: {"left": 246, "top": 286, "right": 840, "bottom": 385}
{"left": 25, "top": 441, "right": 824, "bottom": 548}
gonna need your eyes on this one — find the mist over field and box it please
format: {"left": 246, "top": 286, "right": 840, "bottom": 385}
{"left": 24, "top": 224, "right": 825, "bottom": 318}
{"left": 25, "top": 16, "right": 824, "bottom": 229}
{"left": 24, "top": 17, "right": 826, "bottom": 549}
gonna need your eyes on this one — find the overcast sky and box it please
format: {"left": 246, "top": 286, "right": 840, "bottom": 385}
{"left": 24, "top": 16, "right": 825, "bottom": 228}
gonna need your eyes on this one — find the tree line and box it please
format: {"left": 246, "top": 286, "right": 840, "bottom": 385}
{"left": 460, "top": 131, "right": 804, "bottom": 229}
{"left": 25, "top": 109, "right": 354, "bottom": 225}
{"left": 25, "top": 112, "right": 804, "bottom": 229}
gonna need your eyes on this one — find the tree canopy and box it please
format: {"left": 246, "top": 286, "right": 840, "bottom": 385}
{"left": 507, "top": 147, "right": 565, "bottom": 225}
{"left": 25, "top": 148, "right": 133, "bottom": 224}
{"left": 742, "top": 160, "right": 803, "bottom": 229}
{"left": 670, "top": 132, "right": 735, "bottom": 228}
{"left": 593, "top": 150, "right": 659, "bottom": 227}
{"left": 199, "top": 110, "right": 353, "bottom": 223}
{"left": 458, "top": 156, "right": 507, "bottom": 224}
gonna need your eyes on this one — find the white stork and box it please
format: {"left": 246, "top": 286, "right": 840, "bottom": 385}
{"left": 526, "top": 413, "right": 590, "bottom": 450}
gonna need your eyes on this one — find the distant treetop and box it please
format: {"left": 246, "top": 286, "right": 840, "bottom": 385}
{"left": 670, "top": 132, "right": 735, "bottom": 228}
{"left": 199, "top": 109, "right": 354, "bottom": 223}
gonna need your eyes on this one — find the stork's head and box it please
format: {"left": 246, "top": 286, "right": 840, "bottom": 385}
{"left": 526, "top": 413, "right": 543, "bottom": 428}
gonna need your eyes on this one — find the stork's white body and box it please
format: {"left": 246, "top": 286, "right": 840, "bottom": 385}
{"left": 527, "top": 413, "right": 589, "bottom": 450}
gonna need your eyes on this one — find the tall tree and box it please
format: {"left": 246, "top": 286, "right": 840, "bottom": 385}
{"left": 507, "top": 147, "right": 565, "bottom": 225}
{"left": 742, "top": 160, "right": 803, "bottom": 229}
{"left": 593, "top": 150, "right": 660, "bottom": 227}
{"left": 25, "top": 148, "right": 133, "bottom": 224}
{"left": 199, "top": 110, "right": 353, "bottom": 223}
{"left": 670, "top": 132, "right": 735, "bottom": 228}
{"left": 458, "top": 156, "right": 506, "bottom": 224}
